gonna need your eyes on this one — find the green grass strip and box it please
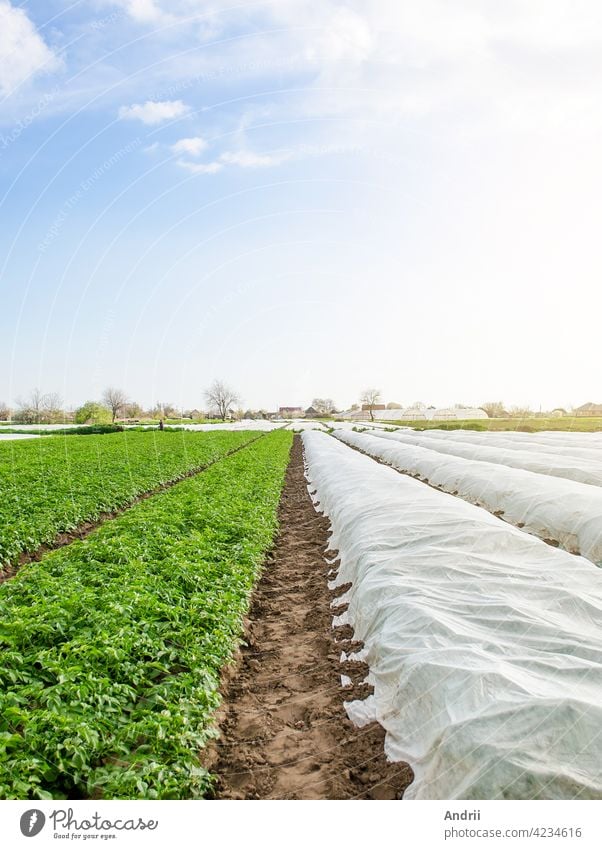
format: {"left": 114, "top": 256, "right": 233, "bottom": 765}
{"left": 0, "top": 430, "right": 292, "bottom": 800}
{"left": 0, "top": 430, "right": 260, "bottom": 566}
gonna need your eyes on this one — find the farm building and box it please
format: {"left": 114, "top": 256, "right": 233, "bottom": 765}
{"left": 574, "top": 403, "right": 602, "bottom": 417}
{"left": 278, "top": 406, "right": 305, "bottom": 417}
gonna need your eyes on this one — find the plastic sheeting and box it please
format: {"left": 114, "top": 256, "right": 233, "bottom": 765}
{"left": 369, "top": 429, "right": 602, "bottom": 487}
{"left": 161, "top": 419, "right": 283, "bottom": 432}
{"left": 415, "top": 429, "right": 602, "bottom": 461}
{"left": 333, "top": 429, "right": 602, "bottom": 567}
{"left": 303, "top": 431, "right": 602, "bottom": 800}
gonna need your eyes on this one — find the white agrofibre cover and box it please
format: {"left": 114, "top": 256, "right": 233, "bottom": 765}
{"left": 334, "top": 429, "right": 602, "bottom": 567}
{"left": 371, "top": 430, "right": 602, "bottom": 488}
{"left": 418, "top": 429, "right": 602, "bottom": 461}
{"left": 302, "top": 431, "right": 602, "bottom": 800}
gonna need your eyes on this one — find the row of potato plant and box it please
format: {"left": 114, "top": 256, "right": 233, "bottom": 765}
{"left": 0, "top": 430, "right": 258, "bottom": 566}
{"left": 0, "top": 430, "right": 292, "bottom": 799}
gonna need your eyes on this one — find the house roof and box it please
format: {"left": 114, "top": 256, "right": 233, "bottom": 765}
{"left": 575, "top": 402, "right": 602, "bottom": 413}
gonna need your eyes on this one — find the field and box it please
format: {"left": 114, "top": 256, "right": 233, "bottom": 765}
{"left": 1, "top": 423, "right": 602, "bottom": 801}
{"left": 0, "top": 430, "right": 291, "bottom": 799}
{"left": 380, "top": 416, "right": 602, "bottom": 432}
{"left": 0, "top": 430, "right": 259, "bottom": 569}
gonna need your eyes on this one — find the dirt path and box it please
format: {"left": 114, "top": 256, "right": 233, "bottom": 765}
{"left": 208, "top": 435, "right": 413, "bottom": 799}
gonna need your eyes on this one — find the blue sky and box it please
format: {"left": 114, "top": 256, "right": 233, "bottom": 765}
{"left": 1, "top": 1, "right": 601, "bottom": 412}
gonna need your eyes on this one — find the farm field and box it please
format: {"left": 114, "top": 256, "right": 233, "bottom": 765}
{"left": 0, "top": 430, "right": 261, "bottom": 569}
{"left": 0, "top": 430, "right": 292, "bottom": 799}
{"left": 1, "top": 422, "right": 601, "bottom": 801}
{"left": 335, "top": 429, "right": 602, "bottom": 565}
{"left": 380, "top": 416, "right": 602, "bottom": 432}
{"left": 368, "top": 428, "right": 602, "bottom": 486}
{"left": 302, "top": 431, "right": 602, "bottom": 799}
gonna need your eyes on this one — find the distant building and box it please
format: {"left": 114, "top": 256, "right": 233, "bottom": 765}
{"left": 361, "top": 403, "right": 386, "bottom": 412}
{"left": 304, "top": 406, "right": 321, "bottom": 418}
{"left": 278, "top": 406, "right": 305, "bottom": 417}
{"left": 574, "top": 402, "right": 602, "bottom": 417}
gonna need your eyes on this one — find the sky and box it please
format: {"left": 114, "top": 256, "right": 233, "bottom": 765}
{"left": 0, "top": 0, "right": 601, "bottom": 413}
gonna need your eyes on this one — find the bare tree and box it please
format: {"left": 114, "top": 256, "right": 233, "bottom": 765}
{"left": 102, "top": 387, "right": 128, "bottom": 423}
{"left": 43, "top": 393, "right": 64, "bottom": 423}
{"left": 17, "top": 388, "right": 45, "bottom": 423}
{"left": 509, "top": 405, "right": 533, "bottom": 419}
{"left": 204, "top": 380, "right": 241, "bottom": 421}
{"left": 481, "top": 401, "right": 506, "bottom": 418}
{"left": 360, "top": 388, "right": 381, "bottom": 421}
{"left": 311, "top": 398, "right": 336, "bottom": 416}
{"left": 123, "top": 401, "right": 143, "bottom": 420}
{"left": 150, "top": 401, "right": 178, "bottom": 420}
{"left": 14, "top": 389, "right": 64, "bottom": 424}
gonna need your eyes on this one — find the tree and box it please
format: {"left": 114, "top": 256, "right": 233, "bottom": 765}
{"left": 386, "top": 401, "right": 402, "bottom": 409}
{"left": 480, "top": 401, "right": 506, "bottom": 418}
{"left": 204, "top": 380, "right": 241, "bottom": 421}
{"left": 0, "top": 401, "right": 10, "bottom": 421}
{"left": 509, "top": 405, "right": 533, "bottom": 419}
{"left": 14, "top": 389, "right": 64, "bottom": 424}
{"left": 360, "top": 388, "right": 381, "bottom": 421}
{"left": 102, "top": 387, "right": 128, "bottom": 423}
{"left": 311, "top": 398, "right": 336, "bottom": 416}
{"left": 74, "top": 401, "right": 111, "bottom": 425}
{"left": 43, "top": 393, "right": 63, "bottom": 423}
{"left": 123, "top": 401, "right": 143, "bottom": 420}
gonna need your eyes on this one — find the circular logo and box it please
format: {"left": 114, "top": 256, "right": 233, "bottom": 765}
{"left": 20, "top": 810, "right": 46, "bottom": 837}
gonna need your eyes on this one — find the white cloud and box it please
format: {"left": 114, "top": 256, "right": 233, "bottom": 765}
{"left": 109, "top": 0, "right": 173, "bottom": 24}
{"left": 118, "top": 99, "right": 189, "bottom": 124}
{"left": 171, "top": 136, "right": 207, "bottom": 155}
{"left": 220, "top": 149, "right": 288, "bottom": 168}
{"left": 0, "top": 0, "right": 61, "bottom": 97}
{"left": 178, "top": 158, "right": 222, "bottom": 174}
{"left": 176, "top": 146, "right": 291, "bottom": 175}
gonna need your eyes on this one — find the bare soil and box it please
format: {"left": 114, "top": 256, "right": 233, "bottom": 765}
{"left": 207, "top": 435, "right": 413, "bottom": 799}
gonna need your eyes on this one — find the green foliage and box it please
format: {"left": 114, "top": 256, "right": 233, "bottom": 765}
{"left": 0, "top": 431, "right": 259, "bottom": 567}
{"left": 74, "top": 402, "right": 112, "bottom": 425}
{"left": 0, "top": 431, "right": 292, "bottom": 800}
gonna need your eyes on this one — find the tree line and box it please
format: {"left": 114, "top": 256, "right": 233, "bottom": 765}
{"left": 0, "top": 386, "right": 575, "bottom": 425}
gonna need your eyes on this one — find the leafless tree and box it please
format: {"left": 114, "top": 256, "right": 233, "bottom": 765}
{"left": 481, "top": 401, "right": 506, "bottom": 418}
{"left": 14, "top": 389, "right": 64, "bottom": 424}
{"left": 360, "top": 388, "right": 381, "bottom": 421}
{"left": 150, "top": 401, "right": 177, "bottom": 420}
{"left": 123, "top": 401, "right": 143, "bottom": 420}
{"left": 311, "top": 398, "right": 336, "bottom": 416}
{"left": 43, "top": 393, "right": 64, "bottom": 422}
{"left": 204, "top": 380, "right": 241, "bottom": 421}
{"left": 509, "top": 405, "right": 533, "bottom": 419}
{"left": 102, "top": 387, "right": 128, "bottom": 422}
